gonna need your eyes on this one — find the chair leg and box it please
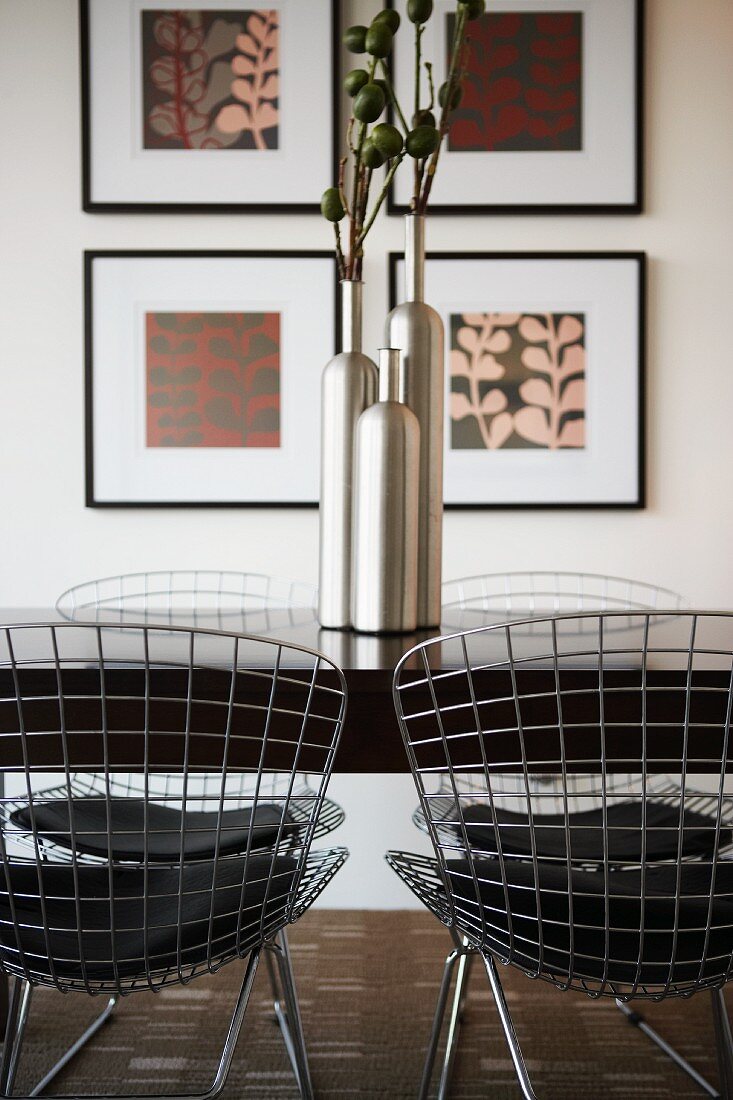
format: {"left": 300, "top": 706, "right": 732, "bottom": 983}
{"left": 0, "top": 979, "right": 32, "bottom": 1098}
{"left": 418, "top": 944, "right": 466, "bottom": 1100}
{"left": 616, "top": 998, "right": 719, "bottom": 1098}
{"left": 712, "top": 988, "right": 733, "bottom": 1100}
{"left": 435, "top": 933, "right": 474, "bottom": 1100}
{"left": 482, "top": 954, "right": 538, "bottom": 1100}
{"left": 0, "top": 952, "right": 261, "bottom": 1100}
{"left": 266, "top": 930, "right": 314, "bottom": 1100}
{"left": 29, "top": 996, "right": 118, "bottom": 1098}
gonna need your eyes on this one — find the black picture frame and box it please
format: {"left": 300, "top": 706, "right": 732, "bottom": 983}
{"left": 79, "top": 0, "right": 340, "bottom": 213}
{"left": 388, "top": 250, "right": 646, "bottom": 509}
{"left": 386, "top": 0, "right": 644, "bottom": 216}
{"left": 85, "top": 250, "right": 340, "bottom": 507}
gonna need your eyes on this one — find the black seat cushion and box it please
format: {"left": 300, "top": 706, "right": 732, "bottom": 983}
{"left": 449, "top": 800, "right": 730, "bottom": 865}
{"left": 11, "top": 798, "right": 295, "bottom": 862}
{"left": 447, "top": 856, "right": 733, "bottom": 987}
{"left": 0, "top": 854, "right": 297, "bottom": 982}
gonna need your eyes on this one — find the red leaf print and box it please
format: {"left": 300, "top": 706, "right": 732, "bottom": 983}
{"left": 524, "top": 88, "right": 578, "bottom": 112}
{"left": 531, "top": 35, "right": 581, "bottom": 61}
{"left": 487, "top": 76, "right": 522, "bottom": 107}
{"left": 536, "top": 14, "right": 577, "bottom": 36}
{"left": 448, "top": 11, "right": 582, "bottom": 153}
{"left": 530, "top": 60, "right": 581, "bottom": 89}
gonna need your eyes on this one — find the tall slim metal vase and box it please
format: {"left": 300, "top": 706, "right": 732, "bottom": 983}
{"left": 385, "top": 214, "right": 444, "bottom": 628}
{"left": 318, "top": 280, "right": 378, "bottom": 629}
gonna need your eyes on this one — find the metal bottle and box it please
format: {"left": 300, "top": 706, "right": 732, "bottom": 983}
{"left": 384, "top": 214, "right": 444, "bottom": 628}
{"left": 318, "top": 281, "right": 378, "bottom": 630}
{"left": 351, "top": 349, "right": 420, "bottom": 635}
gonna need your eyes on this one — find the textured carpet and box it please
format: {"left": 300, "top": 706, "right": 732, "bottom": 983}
{"left": 13, "top": 910, "right": 730, "bottom": 1098}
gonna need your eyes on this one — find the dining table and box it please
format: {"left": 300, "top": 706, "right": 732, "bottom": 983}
{"left": 0, "top": 601, "right": 732, "bottom": 1028}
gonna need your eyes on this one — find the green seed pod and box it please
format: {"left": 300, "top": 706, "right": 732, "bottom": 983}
{"left": 343, "top": 24, "right": 368, "bottom": 52}
{"left": 373, "top": 77, "right": 389, "bottom": 97}
{"left": 362, "top": 138, "right": 386, "bottom": 169}
{"left": 372, "top": 9, "right": 400, "bottom": 33}
{"left": 438, "top": 80, "right": 462, "bottom": 110}
{"left": 405, "top": 124, "right": 440, "bottom": 159}
{"left": 353, "top": 82, "right": 386, "bottom": 123}
{"left": 320, "top": 187, "right": 345, "bottom": 222}
{"left": 407, "top": 0, "right": 433, "bottom": 24}
{"left": 371, "top": 123, "right": 404, "bottom": 158}
{"left": 365, "top": 21, "right": 393, "bottom": 57}
{"left": 412, "top": 109, "right": 436, "bottom": 129}
{"left": 344, "top": 68, "right": 369, "bottom": 97}
{"left": 459, "top": 0, "right": 486, "bottom": 19}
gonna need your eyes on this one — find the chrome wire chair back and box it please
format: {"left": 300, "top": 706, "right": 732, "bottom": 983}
{"left": 441, "top": 571, "right": 685, "bottom": 622}
{"left": 0, "top": 621, "right": 347, "bottom": 1099}
{"left": 56, "top": 571, "right": 318, "bottom": 630}
{"left": 52, "top": 572, "right": 342, "bottom": 839}
{"left": 389, "top": 611, "right": 733, "bottom": 1099}
{"left": 416, "top": 572, "right": 689, "bottom": 833}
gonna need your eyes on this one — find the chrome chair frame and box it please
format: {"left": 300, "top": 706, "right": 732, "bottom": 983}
{"left": 0, "top": 621, "right": 348, "bottom": 1099}
{"left": 390, "top": 611, "right": 733, "bottom": 1099}
{"left": 48, "top": 571, "right": 343, "bottom": 1091}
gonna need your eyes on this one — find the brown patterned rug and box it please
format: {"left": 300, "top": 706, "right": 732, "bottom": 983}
{"left": 14, "top": 910, "right": 729, "bottom": 1098}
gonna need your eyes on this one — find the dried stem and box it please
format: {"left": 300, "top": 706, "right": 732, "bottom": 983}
{"left": 379, "top": 59, "right": 409, "bottom": 132}
{"left": 356, "top": 154, "right": 405, "bottom": 248}
{"left": 418, "top": 6, "right": 468, "bottom": 214}
{"left": 333, "top": 224, "right": 346, "bottom": 280}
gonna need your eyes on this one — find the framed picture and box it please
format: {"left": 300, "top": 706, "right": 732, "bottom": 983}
{"left": 388, "top": 252, "right": 645, "bottom": 508}
{"left": 85, "top": 251, "right": 338, "bottom": 506}
{"left": 387, "top": 0, "right": 643, "bottom": 214}
{"left": 80, "top": 0, "right": 338, "bottom": 212}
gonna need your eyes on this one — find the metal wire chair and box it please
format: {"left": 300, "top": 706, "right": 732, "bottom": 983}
{"left": 418, "top": 572, "right": 704, "bottom": 852}
{"left": 388, "top": 611, "right": 733, "bottom": 1099}
{"left": 441, "top": 570, "right": 686, "bottom": 624}
{"left": 55, "top": 571, "right": 319, "bottom": 631}
{"left": 0, "top": 621, "right": 348, "bottom": 1100}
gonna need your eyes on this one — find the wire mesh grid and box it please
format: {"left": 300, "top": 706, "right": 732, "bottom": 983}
{"left": 0, "top": 622, "right": 347, "bottom": 997}
{"left": 390, "top": 611, "right": 733, "bottom": 1002}
{"left": 441, "top": 571, "right": 686, "bottom": 622}
{"left": 52, "top": 572, "right": 341, "bottom": 841}
{"left": 55, "top": 571, "right": 318, "bottom": 630}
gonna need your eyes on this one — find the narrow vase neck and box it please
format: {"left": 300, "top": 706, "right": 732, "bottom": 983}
{"left": 404, "top": 214, "right": 425, "bottom": 303}
{"left": 341, "top": 280, "right": 363, "bottom": 353}
{"left": 378, "top": 348, "right": 402, "bottom": 403}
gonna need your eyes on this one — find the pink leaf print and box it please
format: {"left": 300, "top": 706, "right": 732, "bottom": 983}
{"left": 518, "top": 377, "right": 553, "bottom": 408}
{"left": 216, "top": 10, "right": 280, "bottom": 150}
{"left": 451, "top": 393, "right": 475, "bottom": 421}
{"left": 521, "top": 345, "right": 553, "bottom": 375}
{"left": 513, "top": 405, "right": 551, "bottom": 446}
{"left": 559, "top": 343, "right": 585, "bottom": 379}
{"left": 474, "top": 354, "right": 504, "bottom": 381}
{"left": 519, "top": 315, "right": 549, "bottom": 343}
{"left": 557, "top": 314, "right": 584, "bottom": 346}
{"left": 517, "top": 312, "right": 586, "bottom": 449}
{"left": 558, "top": 418, "right": 585, "bottom": 447}
{"left": 559, "top": 377, "right": 585, "bottom": 413}
{"left": 449, "top": 349, "right": 472, "bottom": 378}
{"left": 488, "top": 411, "right": 514, "bottom": 449}
{"left": 449, "top": 313, "right": 517, "bottom": 450}
{"left": 479, "top": 389, "right": 508, "bottom": 415}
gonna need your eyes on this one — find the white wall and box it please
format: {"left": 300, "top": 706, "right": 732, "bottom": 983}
{"left": 1, "top": 1, "right": 732, "bottom": 907}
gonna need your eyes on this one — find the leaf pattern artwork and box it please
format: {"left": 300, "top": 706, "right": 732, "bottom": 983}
{"left": 142, "top": 10, "right": 279, "bottom": 150}
{"left": 215, "top": 11, "right": 279, "bottom": 150}
{"left": 146, "top": 312, "right": 280, "bottom": 448}
{"left": 449, "top": 312, "right": 586, "bottom": 450}
{"left": 447, "top": 12, "right": 582, "bottom": 152}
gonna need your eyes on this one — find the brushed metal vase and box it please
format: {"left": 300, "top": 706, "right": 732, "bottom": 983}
{"left": 318, "top": 280, "right": 378, "bottom": 630}
{"left": 351, "top": 348, "right": 419, "bottom": 635}
{"left": 385, "top": 214, "right": 444, "bottom": 628}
